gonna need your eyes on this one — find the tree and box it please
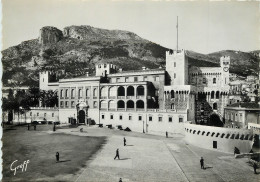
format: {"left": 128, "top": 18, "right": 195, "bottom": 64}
{"left": 39, "top": 90, "right": 58, "bottom": 107}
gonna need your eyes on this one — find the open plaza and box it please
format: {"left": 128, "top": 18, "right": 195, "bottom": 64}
{"left": 2, "top": 124, "right": 259, "bottom": 182}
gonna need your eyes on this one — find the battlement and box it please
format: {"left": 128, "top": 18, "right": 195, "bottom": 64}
{"left": 220, "top": 55, "right": 230, "bottom": 62}
{"left": 166, "top": 49, "right": 185, "bottom": 56}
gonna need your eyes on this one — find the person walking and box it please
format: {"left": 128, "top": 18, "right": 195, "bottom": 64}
{"left": 114, "top": 149, "right": 120, "bottom": 160}
{"left": 253, "top": 162, "right": 257, "bottom": 174}
{"left": 34, "top": 125, "right": 36, "bottom": 130}
{"left": 28, "top": 124, "right": 30, "bottom": 130}
{"left": 200, "top": 157, "right": 204, "bottom": 169}
{"left": 119, "top": 178, "right": 122, "bottom": 182}
{"left": 56, "top": 152, "right": 60, "bottom": 162}
{"left": 166, "top": 131, "right": 168, "bottom": 138}
{"left": 124, "top": 137, "right": 126, "bottom": 146}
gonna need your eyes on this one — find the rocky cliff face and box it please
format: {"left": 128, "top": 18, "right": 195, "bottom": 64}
{"left": 2, "top": 25, "right": 259, "bottom": 87}
{"left": 39, "top": 26, "right": 63, "bottom": 45}
{"left": 63, "top": 25, "right": 144, "bottom": 41}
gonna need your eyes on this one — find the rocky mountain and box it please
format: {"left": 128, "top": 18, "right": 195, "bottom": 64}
{"left": 2, "top": 25, "right": 259, "bottom": 87}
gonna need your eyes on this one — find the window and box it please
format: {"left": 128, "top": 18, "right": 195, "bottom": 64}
{"left": 93, "top": 101, "right": 97, "bottom": 108}
{"left": 213, "top": 141, "right": 217, "bottom": 149}
{"left": 129, "top": 116, "right": 132, "bottom": 120}
{"left": 71, "top": 89, "right": 75, "bottom": 98}
{"left": 44, "top": 113, "right": 46, "bottom": 117}
{"left": 179, "top": 117, "right": 183, "bottom": 123}
{"left": 71, "top": 101, "right": 75, "bottom": 107}
{"left": 37, "top": 113, "right": 39, "bottom": 116}
{"left": 65, "top": 89, "right": 69, "bottom": 98}
{"left": 93, "top": 88, "right": 97, "bottom": 97}
{"left": 119, "top": 115, "right": 123, "bottom": 120}
{"left": 174, "top": 62, "right": 176, "bottom": 67}
{"left": 134, "top": 77, "right": 138, "bottom": 82}
{"left": 213, "top": 78, "right": 216, "bottom": 84}
{"left": 65, "top": 101, "right": 69, "bottom": 107}
{"left": 86, "top": 89, "right": 89, "bottom": 97}
{"left": 98, "top": 64, "right": 101, "bottom": 68}
{"left": 78, "top": 89, "right": 82, "bottom": 98}
{"left": 174, "top": 73, "right": 176, "bottom": 78}
{"left": 139, "top": 116, "right": 142, "bottom": 121}
{"left": 104, "top": 64, "right": 107, "bottom": 68}
{"left": 102, "top": 114, "right": 105, "bottom": 119}
{"left": 52, "top": 113, "right": 54, "bottom": 117}
{"left": 30, "top": 112, "right": 32, "bottom": 116}
{"left": 149, "top": 116, "right": 152, "bottom": 121}
{"left": 110, "top": 115, "right": 113, "bottom": 120}
{"left": 60, "top": 90, "right": 64, "bottom": 97}
{"left": 158, "top": 117, "right": 162, "bottom": 122}
{"left": 60, "top": 101, "right": 64, "bottom": 107}
{"left": 203, "top": 78, "right": 206, "bottom": 84}
{"left": 169, "top": 117, "right": 172, "bottom": 122}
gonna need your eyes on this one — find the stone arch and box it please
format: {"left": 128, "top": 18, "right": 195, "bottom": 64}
{"left": 216, "top": 91, "right": 220, "bottom": 99}
{"left": 100, "top": 87, "right": 107, "bottom": 97}
{"left": 127, "top": 86, "right": 135, "bottom": 96}
{"left": 211, "top": 91, "right": 215, "bottom": 99}
{"left": 118, "top": 86, "right": 125, "bottom": 96}
{"left": 108, "top": 86, "right": 117, "bottom": 97}
{"left": 100, "top": 100, "right": 107, "bottom": 109}
{"left": 117, "top": 100, "right": 125, "bottom": 108}
{"left": 213, "top": 103, "right": 218, "bottom": 110}
{"left": 127, "top": 100, "right": 134, "bottom": 108}
{"left": 136, "top": 100, "right": 144, "bottom": 109}
{"left": 108, "top": 100, "right": 116, "bottom": 110}
{"left": 171, "top": 90, "right": 175, "bottom": 98}
{"left": 209, "top": 113, "right": 223, "bottom": 127}
{"left": 137, "top": 86, "right": 144, "bottom": 96}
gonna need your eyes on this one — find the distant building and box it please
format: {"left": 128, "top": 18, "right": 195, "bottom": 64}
{"left": 224, "top": 102, "right": 260, "bottom": 129}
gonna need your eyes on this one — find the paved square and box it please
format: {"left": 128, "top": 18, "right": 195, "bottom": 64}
{"left": 57, "top": 127, "right": 259, "bottom": 182}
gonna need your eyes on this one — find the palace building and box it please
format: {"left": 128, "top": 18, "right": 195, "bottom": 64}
{"left": 39, "top": 49, "right": 230, "bottom": 134}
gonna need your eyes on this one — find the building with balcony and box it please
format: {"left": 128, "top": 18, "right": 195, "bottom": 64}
{"left": 39, "top": 49, "right": 231, "bottom": 134}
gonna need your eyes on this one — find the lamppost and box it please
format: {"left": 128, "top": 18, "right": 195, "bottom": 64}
{"left": 143, "top": 120, "right": 145, "bottom": 133}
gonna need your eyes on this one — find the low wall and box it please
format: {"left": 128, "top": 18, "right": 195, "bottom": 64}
{"left": 100, "top": 110, "right": 186, "bottom": 135}
{"left": 184, "top": 123, "right": 254, "bottom": 154}
{"left": 13, "top": 107, "right": 59, "bottom": 123}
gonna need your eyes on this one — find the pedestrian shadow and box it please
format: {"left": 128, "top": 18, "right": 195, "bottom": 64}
{"left": 126, "top": 145, "right": 134, "bottom": 146}
{"left": 57, "top": 160, "right": 71, "bottom": 163}
{"left": 119, "top": 158, "right": 131, "bottom": 160}
{"left": 204, "top": 167, "right": 213, "bottom": 169}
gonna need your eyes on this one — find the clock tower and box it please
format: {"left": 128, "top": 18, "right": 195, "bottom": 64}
{"left": 220, "top": 56, "right": 230, "bottom": 87}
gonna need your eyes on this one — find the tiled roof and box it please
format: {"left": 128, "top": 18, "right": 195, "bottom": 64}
{"left": 228, "top": 102, "right": 260, "bottom": 109}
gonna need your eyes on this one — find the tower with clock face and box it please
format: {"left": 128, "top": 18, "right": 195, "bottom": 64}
{"left": 220, "top": 56, "right": 230, "bottom": 87}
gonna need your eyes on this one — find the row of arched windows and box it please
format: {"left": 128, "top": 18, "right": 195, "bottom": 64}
{"left": 100, "top": 100, "right": 145, "bottom": 109}
{"left": 60, "top": 88, "right": 97, "bottom": 98}
{"left": 100, "top": 85, "right": 145, "bottom": 97}
{"left": 185, "top": 128, "right": 253, "bottom": 141}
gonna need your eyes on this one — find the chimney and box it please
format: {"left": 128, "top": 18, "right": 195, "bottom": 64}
{"left": 142, "top": 66, "right": 146, "bottom": 70}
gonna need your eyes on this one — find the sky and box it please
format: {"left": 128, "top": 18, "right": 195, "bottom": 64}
{"left": 2, "top": 0, "right": 260, "bottom": 54}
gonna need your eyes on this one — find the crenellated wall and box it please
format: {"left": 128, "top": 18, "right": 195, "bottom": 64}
{"left": 184, "top": 123, "right": 254, "bottom": 154}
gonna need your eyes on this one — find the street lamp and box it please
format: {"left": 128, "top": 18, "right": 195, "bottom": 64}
{"left": 143, "top": 120, "right": 145, "bottom": 133}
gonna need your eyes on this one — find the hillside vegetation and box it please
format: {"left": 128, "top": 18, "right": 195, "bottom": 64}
{"left": 2, "top": 25, "right": 259, "bottom": 87}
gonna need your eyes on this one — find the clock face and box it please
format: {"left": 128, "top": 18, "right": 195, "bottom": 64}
{"left": 223, "top": 67, "right": 229, "bottom": 72}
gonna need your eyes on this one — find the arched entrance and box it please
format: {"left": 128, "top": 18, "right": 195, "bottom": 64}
{"left": 78, "top": 110, "right": 85, "bottom": 124}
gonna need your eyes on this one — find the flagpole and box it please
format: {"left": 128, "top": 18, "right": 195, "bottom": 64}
{"left": 177, "top": 16, "right": 178, "bottom": 52}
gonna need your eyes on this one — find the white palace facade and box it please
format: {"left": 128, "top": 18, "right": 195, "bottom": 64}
{"left": 38, "top": 49, "right": 231, "bottom": 135}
